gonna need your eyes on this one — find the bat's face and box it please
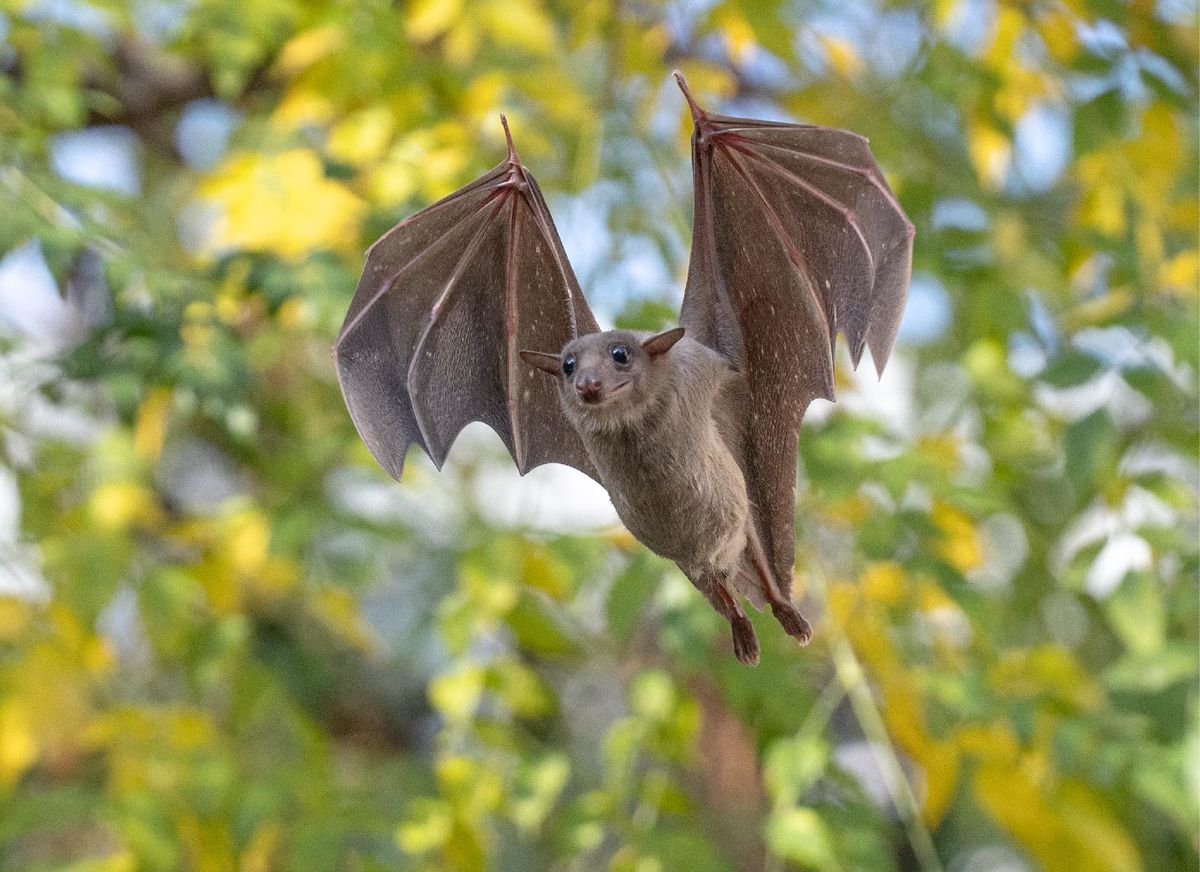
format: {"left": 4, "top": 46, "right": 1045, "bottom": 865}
{"left": 519, "top": 328, "right": 685, "bottom": 433}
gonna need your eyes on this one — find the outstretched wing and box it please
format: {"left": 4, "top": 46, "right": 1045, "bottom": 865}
{"left": 674, "top": 73, "right": 914, "bottom": 595}
{"left": 332, "top": 119, "right": 599, "bottom": 481}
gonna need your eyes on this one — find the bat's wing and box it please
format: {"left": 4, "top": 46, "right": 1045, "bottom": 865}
{"left": 674, "top": 73, "right": 913, "bottom": 596}
{"left": 332, "top": 119, "right": 600, "bottom": 481}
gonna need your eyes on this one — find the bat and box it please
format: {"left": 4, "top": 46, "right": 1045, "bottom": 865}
{"left": 332, "top": 72, "right": 913, "bottom": 664}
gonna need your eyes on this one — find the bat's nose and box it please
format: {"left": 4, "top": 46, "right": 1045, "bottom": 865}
{"left": 575, "top": 373, "right": 603, "bottom": 403}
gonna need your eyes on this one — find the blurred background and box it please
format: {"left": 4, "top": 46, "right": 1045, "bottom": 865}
{"left": 0, "top": 0, "right": 1196, "bottom": 870}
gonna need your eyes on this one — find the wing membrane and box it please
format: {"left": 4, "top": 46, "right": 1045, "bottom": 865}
{"left": 676, "top": 78, "right": 914, "bottom": 595}
{"left": 333, "top": 133, "right": 599, "bottom": 481}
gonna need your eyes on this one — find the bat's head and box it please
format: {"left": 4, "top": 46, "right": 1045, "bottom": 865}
{"left": 519, "top": 327, "right": 686, "bottom": 431}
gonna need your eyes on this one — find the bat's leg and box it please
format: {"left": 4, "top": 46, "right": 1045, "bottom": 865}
{"left": 715, "top": 583, "right": 759, "bottom": 666}
{"left": 746, "top": 525, "right": 813, "bottom": 646}
{"left": 689, "top": 567, "right": 760, "bottom": 666}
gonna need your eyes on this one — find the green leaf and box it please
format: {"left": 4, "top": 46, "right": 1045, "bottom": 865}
{"left": 1106, "top": 571, "right": 1166, "bottom": 655}
{"left": 1105, "top": 644, "right": 1198, "bottom": 693}
{"left": 607, "top": 552, "right": 660, "bottom": 646}
{"left": 505, "top": 590, "right": 582, "bottom": 658}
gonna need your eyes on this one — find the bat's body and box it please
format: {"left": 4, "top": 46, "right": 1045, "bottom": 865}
{"left": 585, "top": 340, "right": 745, "bottom": 572}
{"left": 524, "top": 328, "right": 807, "bottom": 664}
{"left": 333, "top": 73, "right": 913, "bottom": 664}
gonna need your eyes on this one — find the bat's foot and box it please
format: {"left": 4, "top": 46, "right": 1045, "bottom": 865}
{"left": 731, "top": 616, "right": 760, "bottom": 666}
{"left": 771, "top": 602, "right": 813, "bottom": 646}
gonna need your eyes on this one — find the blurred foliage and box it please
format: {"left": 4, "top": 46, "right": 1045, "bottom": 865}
{"left": 0, "top": 0, "right": 1196, "bottom": 870}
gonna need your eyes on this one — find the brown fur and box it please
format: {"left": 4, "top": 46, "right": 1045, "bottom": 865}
{"left": 529, "top": 328, "right": 812, "bottom": 664}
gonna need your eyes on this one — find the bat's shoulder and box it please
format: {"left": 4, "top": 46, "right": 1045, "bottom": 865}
{"left": 670, "top": 335, "right": 730, "bottom": 372}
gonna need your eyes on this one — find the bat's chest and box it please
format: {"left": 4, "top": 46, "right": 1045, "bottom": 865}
{"left": 585, "top": 421, "right": 749, "bottom": 569}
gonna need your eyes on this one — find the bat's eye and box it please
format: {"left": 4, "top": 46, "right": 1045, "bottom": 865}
{"left": 562, "top": 355, "right": 576, "bottom": 377}
{"left": 610, "top": 344, "right": 630, "bottom": 365}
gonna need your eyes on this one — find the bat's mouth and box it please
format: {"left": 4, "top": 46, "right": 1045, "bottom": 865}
{"left": 580, "top": 380, "right": 631, "bottom": 406}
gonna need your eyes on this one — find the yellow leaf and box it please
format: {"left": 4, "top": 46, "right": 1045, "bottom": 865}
{"left": 397, "top": 799, "right": 453, "bottom": 854}
{"left": 370, "top": 125, "right": 470, "bottom": 206}
{"left": 1159, "top": 250, "right": 1199, "bottom": 294}
{"left": 975, "top": 760, "right": 1144, "bottom": 872}
{"left": 240, "top": 822, "right": 283, "bottom": 872}
{"left": 630, "top": 670, "right": 676, "bottom": 722}
{"left": 930, "top": 503, "right": 982, "bottom": 572}
{"left": 171, "top": 710, "right": 217, "bottom": 750}
{"left": 0, "top": 596, "right": 31, "bottom": 642}
{"left": 90, "top": 482, "right": 160, "bottom": 531}
{"left": 178, "top": 814, "right": 236, "bottom": 872}
{"left": 90, "top": 850, "right": 137, "bottom": 872}
{"left": 214, "top": 293, "right": 239, "bottom": 324}
{"left": 329, "top": 106, "right": 396, "bottom": 166}
{"left": 520, "top": 543, "right": 570, "bottom": 599}
{"left": 1037, "top": 10, "right": 1079, "bottom": 63}
{"left": 985, "top": 7, "right": 1025, "bottom": 69}
{"left": 462, "top": 72, "right": 507, "bottom": 127}
{"left": 765, "top": 807, "right": 838, "bottom": 869}
{"left": 225, "top": 510, "right": 270, "bottom": 576}
{"left": 956, "top": 721, "right": 1019, "bottom": 763}
{"left": 826, "top": 579, "right": 859, "bottom": 628}
{"left": 435, "top": 753, "right": 502, "bottom": 816}
{"left": 133, "top": 387, "right": 172, "bottom": 461}
{"left": 491, "top": 659, "right": 551, "bottom": 717}
{"left": 436, "top": 753, "right": 474, "bottom": 788}
{"left": 862, "top": 561, "right": 905, "bottom": 606}
{"left": 276, "top": 297, "right": 312, "bottom": 330}
{"left": 444, "top": 18, "right": 480, "bottom": 65}
{"left": 1058, "top": 780, "right": 1144, "bottom": 872}
{"left": 314, "top": 587, "right": 374, "bottom": 651}
{"left": 916, "top": 434, "right": 962, "bottom": 473}
{"left": 975, "top": 762, "right": 1064, "bottom": 869}
{"left": 1167, "top": 197, "right": 1197, "bottom": 232}
{"left": 273, "top": 24, "right": 344, "bottom": 76}
{"left": 1128, "top": 104, "right": 1182, "bottom": 205}
{"left": 0, "top": 699, "right": 38, "bottom": 787}
{"left": 407, "top": 0, "right": 464, "bottom": 43}
{"left": 247, "top": 556, "right": 298, "bottom": 600}
{"left": 462, "top": 564, "right": 519, "bottom": 616}
{"left": 714, "top": 9, "right": 757, "bottom": 63}
{"left": 480, "top": 0, "right": 556, "bottom": 56}
{"left": 933, "top": 0, "right": 960, "bottom": 31}
{"left": 1078, "top": 178, "right": 1127, "bottom": 237}
{"left": 968, "top": 120, "right": 1011, "bottom": 189}
{"left": 881, "top": 687, "right": 961, "bottom": 825}
{"left": 1067, "top": 287, "right": 1134, "bottom": 327}
{"left": 84, "top": 637, "right": 115, "bottom": 677}
{"left": 987, "top": 646, "right": 1102, "bottom": 710}
{"left": 429, "top": 664, "right": 485, "bottom": 721}
{"left": 270, "top": 87, "right": 334, "bottom": 131}
{"left": 200, "top": 150, "right": 365, "bottom": 260}
{"left": 819, "top": 34, "right": 864, "bottom": 79}
{"left": 511, "top": 753, "right": 569, "bottom": 831}
{"left": 641, "top": 22, "right": 671, "bottom": 57}
{"left": 916, "top": 578, "right": 956, "bottom": 612}
{"left": 192, "top": 556, "right": 238, "bottom": 613}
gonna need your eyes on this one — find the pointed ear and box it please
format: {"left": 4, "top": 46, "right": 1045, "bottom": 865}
{"left": 642, "top": 327, "right": 685, "bottom": 359}
{"left": 519, "top": 349, "right": 562, "bottom": 376}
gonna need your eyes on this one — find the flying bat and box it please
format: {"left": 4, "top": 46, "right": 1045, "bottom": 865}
{"left": 332, "top": 72, "right": 913, "bottom": 664}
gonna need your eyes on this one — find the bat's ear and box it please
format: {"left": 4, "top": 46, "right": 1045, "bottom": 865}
{"left": 519, "top": 349, "right": 563, "bottom": 376}
{"left": 642, "top": 327, "right": 685, "bottom": 359}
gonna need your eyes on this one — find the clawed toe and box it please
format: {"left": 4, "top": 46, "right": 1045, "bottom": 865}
{"left": 731, "top": 617, "right": 760, "bottom": 666}
{"left": 771, "top": 602, "right": 813, "bottom": 646}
